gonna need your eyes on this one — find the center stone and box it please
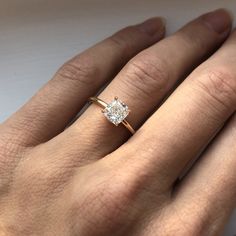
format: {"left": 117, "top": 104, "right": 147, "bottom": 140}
{"left": 103, "top": 98, "right": 129, "bottom": 126}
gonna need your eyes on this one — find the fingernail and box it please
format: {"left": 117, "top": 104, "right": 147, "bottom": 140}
{"left": 137, "top": 17, "right": 166, "bottom": 36}
{"left": 202, "top": 8, "right": 233, "bottom": 34}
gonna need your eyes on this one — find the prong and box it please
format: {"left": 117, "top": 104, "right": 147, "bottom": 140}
{"left": 101, "top": 110, "right": 105, "bottom": 113}
{"left": 128, "top": 109, "right": 131, "bottom": 113}
{"left": 114, "top": 96, "right": 118, "bottom": 100}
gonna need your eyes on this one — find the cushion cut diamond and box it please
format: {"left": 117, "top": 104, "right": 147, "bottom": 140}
{"left": 103, "top": 98, "right": 129, "bottom": 125}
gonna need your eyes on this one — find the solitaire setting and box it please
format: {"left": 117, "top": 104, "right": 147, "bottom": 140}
{"left": 102, "top": 97, "right": 130, "bottom": 126}
{"left": 88, "top": 96, "right": 135, "bottom": 134}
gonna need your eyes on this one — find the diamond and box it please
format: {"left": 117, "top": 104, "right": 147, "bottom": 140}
{"left": 103, "top": 97, "right": 129, "bottom": 126}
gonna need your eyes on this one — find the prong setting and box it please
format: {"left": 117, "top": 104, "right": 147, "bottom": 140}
{"left": 103, "top": 98, "right": 129, "bottom": 125}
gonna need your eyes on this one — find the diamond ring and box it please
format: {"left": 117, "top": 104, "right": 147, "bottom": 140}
{"left": 88, "top": 96, "right": 135, "bottom": 135}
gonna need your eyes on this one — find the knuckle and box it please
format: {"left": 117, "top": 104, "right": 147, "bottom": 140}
{"left": 56, "top": 58, "right": 97, "bottom": 85}
{"left": 194, "top": 67, "right": 236, "bottom": 111}
{"left": 123, "top": 56, "right": 169, "bottom": 98}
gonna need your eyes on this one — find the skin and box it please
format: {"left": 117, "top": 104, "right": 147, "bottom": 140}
{"left": 0, "top": 8, "right": 236, "bottom": 236}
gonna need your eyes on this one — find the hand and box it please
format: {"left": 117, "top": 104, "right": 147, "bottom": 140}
{"left": 0, "top": 8, "right": 235, "bottom": 236}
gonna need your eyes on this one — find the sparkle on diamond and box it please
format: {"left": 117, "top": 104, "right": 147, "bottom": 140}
{"left": 103, "top": 98, "right": 129, "bottom": 125}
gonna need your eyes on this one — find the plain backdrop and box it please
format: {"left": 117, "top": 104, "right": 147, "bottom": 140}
{"left": 0, "top": 0, "right": 235, "bottom": 234}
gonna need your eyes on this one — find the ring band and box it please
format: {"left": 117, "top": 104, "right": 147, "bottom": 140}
{"left": 89, "top": 97, "right": 135, "bottom": 135}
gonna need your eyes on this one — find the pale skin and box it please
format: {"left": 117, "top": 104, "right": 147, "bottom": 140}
{"left": 1, "top": 8, "right": 236, "bottom": 236}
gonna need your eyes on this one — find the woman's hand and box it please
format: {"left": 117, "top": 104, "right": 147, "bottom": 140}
{"left": 0, "top": 8, "right": 235, "bottom": 236}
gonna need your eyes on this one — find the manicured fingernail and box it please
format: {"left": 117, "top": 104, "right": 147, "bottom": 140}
{"left": 137, "top": 17, "right": 166, "bottom": 36}
{"left": 202, "top": 9, "right": 233, "bottom": 34}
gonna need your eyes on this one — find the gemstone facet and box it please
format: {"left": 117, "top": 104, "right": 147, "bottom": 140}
{"left": 103, "top": 97, "right": 129, "bottom": 125}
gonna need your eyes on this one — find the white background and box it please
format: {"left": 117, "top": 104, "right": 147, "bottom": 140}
{"left": 0, "top": 0, "right": 235, "bottom": 234}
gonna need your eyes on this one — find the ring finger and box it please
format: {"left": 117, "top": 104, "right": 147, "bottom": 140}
{"left": 51, "top": 9, "right": 232, "bottom": 163}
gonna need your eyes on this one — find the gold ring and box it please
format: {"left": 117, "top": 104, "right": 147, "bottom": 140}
{"left": 89, "top": 96, "right": 135, "bottom": 135}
